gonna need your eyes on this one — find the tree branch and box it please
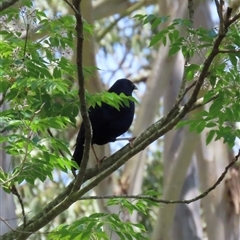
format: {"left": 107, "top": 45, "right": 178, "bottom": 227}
{"left": 214, "top": 0, "right": 225, "bottom": 34}
{"left": 0, "top": 217, "right": 16, "bottom": 232}
{"left": 0, "top": 0, "right": 19, "bottom": 12}
{"left": 226, "top": 8, "right": 240, "bottom": 26}
{"left": 71, "top": 0, "right": 92, "bottom": 191}
{"left": 218, "top": 49, "right": 240, "bottom": 54}
{"left": 10, "top": 185, "right": 26, "bottom": 227}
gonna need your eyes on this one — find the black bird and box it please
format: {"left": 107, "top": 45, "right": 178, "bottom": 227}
{"left": 73, "top": 78, "right": 137, "bottom": 167}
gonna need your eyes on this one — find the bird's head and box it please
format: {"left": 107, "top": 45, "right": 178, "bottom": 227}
{"left": 108, "top": 78, "right": 137, "bottom": 96}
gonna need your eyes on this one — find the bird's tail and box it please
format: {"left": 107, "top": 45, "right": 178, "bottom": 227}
{"left": 72, "top": 140, "right": 84, "bottom": 167}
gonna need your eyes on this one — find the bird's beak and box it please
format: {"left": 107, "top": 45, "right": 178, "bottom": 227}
{"left": 134, "top": 85, "right": 138, "bottom": 90}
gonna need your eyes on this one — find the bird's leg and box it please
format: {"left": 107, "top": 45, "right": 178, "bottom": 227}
{"left": 115, "top": 137, "right": 136, "bottom": 148}
{"left": 72, "top": 169, "right": 77, "bottom": 178}
{"left": 91, "top": 145, "right": 101, "bottom": 168}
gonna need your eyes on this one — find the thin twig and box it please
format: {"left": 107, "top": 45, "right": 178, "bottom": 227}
{"left": 190, "top": 94, "right": 219, "bottom": 111}
{"left": 108, "top": 47, "right": 130, "bottom": 83}
{"left": 10, "top": 185, "right": 26, "bottom": 227}
{"left": 218, "top": 49, "right": 240, "bottom": 54}
{"left": 0, "top": 217, "right": 16, "bottom": 232}
{"left": 177, "top": 0, "right": 194, "bottom": 100}
{"left": 0, "top": 218, "right": 50, "bottom": 235}
{"left": 79, "top": 150, "right": 240, "bottom": 203}
{"left": 63, "top": 0, "right": 80, "bottom": 16}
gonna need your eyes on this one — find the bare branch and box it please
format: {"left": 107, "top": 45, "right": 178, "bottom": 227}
{"left": 10, "top": 185, "right": 26, "bottom": 227}
{"left": 190, "top": 94, "right": 218, "bottom": 111}
{"left": 218, "top": 49, "right": 240, "bottom": 54}
{"left": 214, "top": 0, "right": 225, "bottom": 33}
{"left": 226, "top": 10, "right": 240, "bottom": 26}
{"left": 71, "top": 0, "right": 92, "bottom": 191}
{"left": 0, "top": 217, "right": 16, "bottom": 232}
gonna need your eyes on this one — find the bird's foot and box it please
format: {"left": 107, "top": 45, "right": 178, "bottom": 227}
{"left": 97, "top": 156, "right": 107, "bottom": 169}
{"left": 128, "top": 137, "right": 136, "bottom": 148}
{"left": 115, "top": 137, "right": 136, "bottom": 148}
{"left": 100, "top": 156, "right": 107, "bottom": 163}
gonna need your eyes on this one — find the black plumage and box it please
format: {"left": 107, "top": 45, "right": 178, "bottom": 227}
{"left": 73, "top": 78, "right": 137, "bottom": 166}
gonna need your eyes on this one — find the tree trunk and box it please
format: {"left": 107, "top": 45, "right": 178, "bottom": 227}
{"left": 0, "top": 103, "right": 17, "bottom": 235}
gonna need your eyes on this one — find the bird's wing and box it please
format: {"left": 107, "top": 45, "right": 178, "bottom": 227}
{"left": 90, "top": 101, "right": 135, "bottom": 143}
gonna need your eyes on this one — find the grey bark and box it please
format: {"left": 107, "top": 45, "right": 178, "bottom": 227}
{"left": 0, "top": 103, "right": 17, "bottom": 235}
{"left": 152, "top": 0, "right": 215, "bottom": 239}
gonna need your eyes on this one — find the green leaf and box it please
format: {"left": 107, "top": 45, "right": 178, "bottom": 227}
{"left": 224, "top": 108, "right": 234, "bottom": 121}
{"left": 205, "top": 122, "right": 216, "bottom": 128}
{"left": 195, "top": 121, "right": 206, "bottom": 134}
{"left": 133, "top": 14, "right": 146, "bottom": 21}
{"left": 169, "top": 29, "right": 179, "bottom": 43}
{"left": 152, "top": 16, "right": 169, "bottom": 29}
{"left": 149, "top": 29, "right": 168, "bottom": 47}
{"left": 176, "top": 120, "right": 192, "bottom": 128}
{"left": 185, "top": 64, "right": 200, "bottom": 81}
{"left": 144, "top": 189, "right": 159, "bottom": 197}
{"left": 107, "top": 198, "right": 123, "bottom": 206}
{"left": 168, "top": 45, "right": 181, "bottom": 56}
{"left": 143, "top": 14, "right": 155, "bottom": 25}
{"left": 206, "top": 130, "right": 215, "bottom": 145}
{"left": 207, "top": 29, "right": 217, "bottom": 38}
{"left": 80, "top": 231, "right": 91, "bottom": 240}
{"left": 6, "top": 87, "right": 19, "bottom": 100}
{"left": 53, "top": 67, "right": 62, "bottom": 78}
{"left": 204, "top": 91, "right": 215, "bottom": 103}
{"left": 0, "top": 78, "right": 10, "bottom": 93}
{"left": 89, "top": 213, "right": 108, "bottom": 218}
{"left": 209, "top": 99, "right": 223, "bottom": 116}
